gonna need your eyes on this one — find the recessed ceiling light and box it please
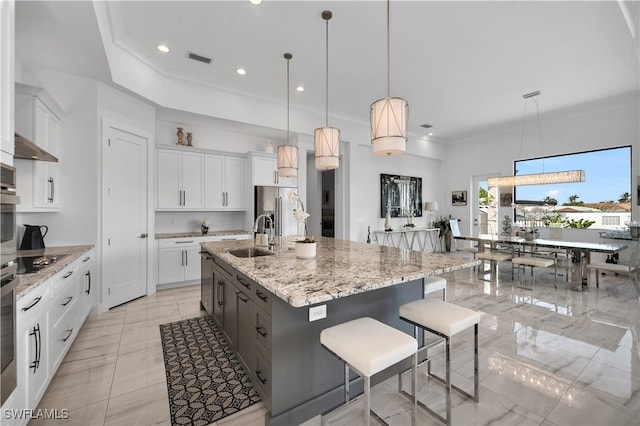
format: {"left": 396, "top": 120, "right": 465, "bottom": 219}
{"left": 249, "top": 0, "right": 262, "bottom": 5}
{"left": 296, "top": 86, "right": 304, "bottom": 92}
{"left": 428, "top": 132, "right": 435, "bottom": 136}
{"left": 157, "top": 44, "right": 170, "bottom": 53}
{"left": 236, "top": 68, "right": 247, "bottom": 75}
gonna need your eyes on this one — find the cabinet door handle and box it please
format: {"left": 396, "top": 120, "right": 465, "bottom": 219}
{"left": 63, "top": 271, "right": 73, "bottom": 279}
{"left": 256, "top": 291, "right": 268, "bottom": 302}
{"left": 50, "top": 177, "right": 55, "bottom": 202}
{"left": 273, "top": 170, "right": 277, "bottom": 185}
{"left": 184, "top": 250, "right": 188, "bottom": 267}
{"left": 237, "top": 293, "right": 249, "bottom": 303}
{"left": 86, "top": 271, "right": 91, "bottom": 295}
{"left": 178, "top": 190, "right": 182, "bottom": 206}
{"left": 22, "top": 296, "right": 42, "bottom": 312}
{"left": 256, "top": 326, "right": 267, "bottom": 338}
{"left": 62, "top": 296, "right": 73, "bottom": 306}
{"left": 256, "top": 370, "right": 267, "bottom": 385}
{"left": 62, "top": 328, "right": 74, "bottom": 342}
{"left": 237, "top": 276, "right": 251, "bottom": 289}
{"left": 30, "top": 323, "right": 41, "bottom": 373}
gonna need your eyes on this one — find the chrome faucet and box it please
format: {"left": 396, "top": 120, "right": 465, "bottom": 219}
{"left": 253, "top": 212, "right": 274, "bottom": 247}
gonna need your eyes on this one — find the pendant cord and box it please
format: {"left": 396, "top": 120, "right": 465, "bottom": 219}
{"left": 286, "top": 56, "right": 290, "bottom": 145}
{"left": 533, "top": 96, "right": 544, "bottom": 173}
{"left": 386, "top": 0, "right": 391, "bottom": 98}
{"left": 325, "top": 16, "right": 329, "bottom": 127}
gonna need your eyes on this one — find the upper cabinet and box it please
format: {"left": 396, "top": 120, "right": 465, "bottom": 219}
{"left": 14, "top": 83, "right": 63, "bottom": 212}
{"left": 157, "top": 148, "right": 204, "bottom": 210}
{"left": 204, "top": 154, "right": 245, "bottom": 210}
{"left": 251, "top": 152, "right": 297, "bottom": 187}
{"left": 156, "top": 146, "right": 246, "bottom": 211}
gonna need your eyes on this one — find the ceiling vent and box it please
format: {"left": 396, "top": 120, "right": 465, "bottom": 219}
{"left": 187, "top": 52, "right": 212, "bottom": 64}
{"left": 420, "top": 123, "right": 433, "bottom": 129}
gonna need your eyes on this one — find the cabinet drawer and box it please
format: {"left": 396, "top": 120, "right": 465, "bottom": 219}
{"left": 253, "top": 349, "right": 272, "bottom": 408}
{"left": 49, "top": 274, "right": 78, "bottom": 330}
{"left": 158, "top": 237, "right": 203, "bottom": 248}
{"left": 254, "top": 306, "right": 272, "bottom": 357}
{"left": 17, "top": 282, "right": 50, "bottom": 326}
{"left": 50, "top": 310, "right": 77, "bottom": 370}
{"left": 253, "top": 284, "right": 272, "bottom": 312}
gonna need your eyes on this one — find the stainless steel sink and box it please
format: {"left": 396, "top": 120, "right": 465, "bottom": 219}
{"left": 228, "top": 247, "right": 273, "bottom": 258}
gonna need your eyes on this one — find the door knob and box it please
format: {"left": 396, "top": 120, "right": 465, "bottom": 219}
{"left": 139, "top": 233, "right": 148, "bottom": 238}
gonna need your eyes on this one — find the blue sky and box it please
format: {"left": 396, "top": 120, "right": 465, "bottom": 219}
{"left": 513, "top": 146, "right": 631, "bottom": 204}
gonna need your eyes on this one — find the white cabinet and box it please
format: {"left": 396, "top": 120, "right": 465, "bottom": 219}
{"left": 157, "top": 148, "right": 204, "bottom": 209}
{"left": 78, "top": 251, "right": 94, "bottom": 322}
{"left": 251, "top": 152, "right": 297, "bottom": 187}
{"left": 6, "top": 250, "right": 93, "bottom": 425}
{"left": 15, "top": 83, "right": 63, "bottom": 212}
{"left": 158, "top": 238, "right": 206, "bottom": 285}
{"left": 204, "top": 154, "right": 246, "bottom": 210}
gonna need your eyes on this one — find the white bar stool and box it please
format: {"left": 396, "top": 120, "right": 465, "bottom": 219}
{"left": 320, "top": 317, "right": 418, "bottom": 426}
{"left": 399, "top": 299, "right": 481, "bottom": 425}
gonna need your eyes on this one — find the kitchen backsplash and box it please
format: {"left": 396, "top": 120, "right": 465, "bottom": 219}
{"left": 155, "top": 211, "right": 248, "bottom": 233}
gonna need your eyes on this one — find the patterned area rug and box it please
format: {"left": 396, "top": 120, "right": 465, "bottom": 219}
{"left": 159, "top": 316, "right": 261, "bottom": 426}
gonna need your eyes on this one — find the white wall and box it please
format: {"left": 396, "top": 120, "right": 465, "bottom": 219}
{"left": 16, "top": 68, "right": 99, "bottom": 248}
{"left": 348, "top": 144, "right": 443, "bottom": 242}
{"left": 443, "top": 96, "right": 640, "bottom": 238}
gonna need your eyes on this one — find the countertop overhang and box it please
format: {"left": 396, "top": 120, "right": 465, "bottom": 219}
{"left": 15, "top": 245, "right": 95, "bottom": 300}
{"left": 201, "top": 236, "right": 479, "bottom": 307}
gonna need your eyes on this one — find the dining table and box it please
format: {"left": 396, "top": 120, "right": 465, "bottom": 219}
{"left": 453, "top": 234, "right": 628, "bottom": 291}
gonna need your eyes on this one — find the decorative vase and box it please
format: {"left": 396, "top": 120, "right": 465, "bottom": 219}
{"left": 186, "top": 132, "right": 193, "bottom": 146}
{"left": 201, "top": 225, "right": 209, "bottom": 234}
{"left": 176, "top": 127, "right": 184, "bottom": 145}
{"left": 384, "top": 205, "right": 392, "bottom": 231}
{"left": 295, "top": 241, "right": 316, "bottom": 259}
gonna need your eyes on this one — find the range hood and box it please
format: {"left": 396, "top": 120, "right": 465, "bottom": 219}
{"left": 14, "top": 133, "right": 58, "bottom": 162}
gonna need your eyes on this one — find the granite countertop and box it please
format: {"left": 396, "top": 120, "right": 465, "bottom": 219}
{"left": 201, "top": 236, "right": 479, "bottom": 308}
{"left": 156, "top": 230, "right": 251, "bottom": 239}
{"left": 15, "top": 245, "right": 94, "bottom": 300}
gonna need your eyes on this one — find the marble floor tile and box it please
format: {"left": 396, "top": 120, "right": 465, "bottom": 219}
{"left": 118, "top": 323, "right": 162, "bottom": 356}
{"left": 103, "top": 382, "right": 171, "bottom": 426}
{"left": 110, "top": 346, "right": 167, "bottom": 398}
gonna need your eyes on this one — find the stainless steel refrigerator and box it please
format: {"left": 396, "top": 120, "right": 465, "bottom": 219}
{"left": 254, "top": 186, "right": 299, "bottom": 237}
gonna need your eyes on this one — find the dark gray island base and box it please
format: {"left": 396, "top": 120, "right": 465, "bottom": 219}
{"left": 200, "top": 237, "right": 478, "bottom": 425}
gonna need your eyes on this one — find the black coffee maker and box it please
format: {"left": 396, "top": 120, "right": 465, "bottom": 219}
{"left": 20, "top": 225, "right": 48, "bottom": 250}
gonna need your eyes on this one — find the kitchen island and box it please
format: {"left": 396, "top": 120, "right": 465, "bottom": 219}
{"left": 200, "top": 236, "right": 478, "bottom": 425}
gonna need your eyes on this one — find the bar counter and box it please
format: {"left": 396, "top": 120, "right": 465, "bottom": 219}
{"left": 200, "top": 236, "right": 478, "bottom": 307}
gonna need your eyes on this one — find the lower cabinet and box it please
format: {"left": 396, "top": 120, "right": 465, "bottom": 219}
{"left": 3, "top": 249, "right": 95, "bottom": 426}
{"left": 158, "top": 238, "right": 204, "bottom": 285}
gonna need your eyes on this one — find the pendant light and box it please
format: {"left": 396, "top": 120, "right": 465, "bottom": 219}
{"left": 277, "top": 53, "right": 299, "bottom": 177}
{"left": 487, "top": 91, "right": 585, "bottom": 188}
{"left": 370, "top": 0, "right": 408, "bottom": 156}
{"left": 314, "top": 10, "right": 340, "bottom": 170}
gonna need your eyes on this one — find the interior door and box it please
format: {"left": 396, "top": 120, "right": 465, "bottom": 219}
{"left": 103, "top": 124, "right": 148, "bottom": 309}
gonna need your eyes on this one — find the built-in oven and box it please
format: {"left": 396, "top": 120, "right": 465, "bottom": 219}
{"left": 1, "top": 263, "right": 18, "bottom": 405}
{"left": 1, "top": 162, "right": 19, "bottom": 406}
{"left": 1, "top": 164, "right": 19, "bottom": 268}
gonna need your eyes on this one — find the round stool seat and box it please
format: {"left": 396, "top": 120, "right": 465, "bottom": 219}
{"left": 400, "top": 299, "right": 480, "bottom": 337}
{"left": 320, "top": 317, "right": 417, "bottom": 377}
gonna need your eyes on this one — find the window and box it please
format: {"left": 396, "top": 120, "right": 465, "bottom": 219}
{"left": 514, "top": 146, "right": 631, "bottom": 230}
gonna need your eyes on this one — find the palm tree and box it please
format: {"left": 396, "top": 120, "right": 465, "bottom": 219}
{"left": 618, "top": 192, "right": 631, "bottom": 203}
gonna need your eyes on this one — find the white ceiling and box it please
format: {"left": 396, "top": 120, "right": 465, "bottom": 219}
{"left": 15, "top": 1, "right": 639, "bottom": 143}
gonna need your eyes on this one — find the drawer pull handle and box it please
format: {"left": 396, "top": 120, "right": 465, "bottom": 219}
{"left": 62, "top": 296, "right": 73, "bottom": 306}
{"left": 83, "top": 257, "right": 90, "bottom": 262}
{"left": 256, "top": 291, "right": 268, "bottom": 302}
{"left": 175, "top": 241, "right": 194, "bottom": 244}
{"left": 237, "top": 277, "right": 251, "bottom": 289}
{"left": 62, "top": 328, "right": 74, "bottom": 342}
{"left": 256, "top": 370, "right": 267, "bottom": 385}
{"left": 22, "top": 296, "right": 42, "bottom": 312}
{"left": 63, "top": 271, "right": 73, "bottom": 279}
{"left": 256, "top": 326, "right": 267, "bottom": 338}
{"left": 238, "top": 293, "right": 249, "bottom": 303}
